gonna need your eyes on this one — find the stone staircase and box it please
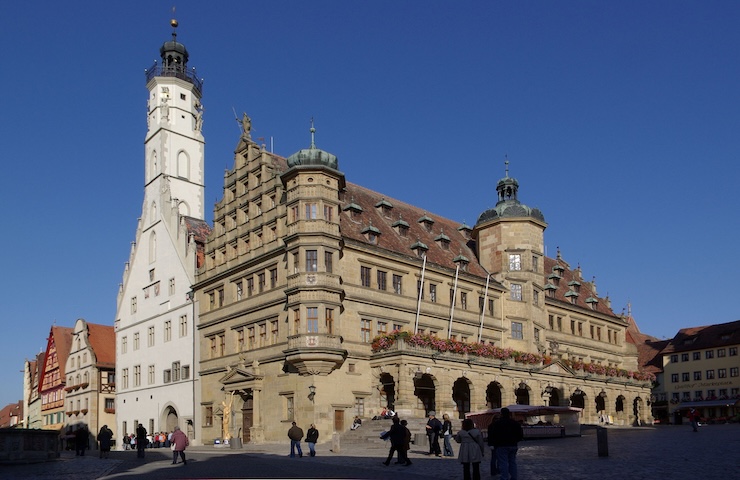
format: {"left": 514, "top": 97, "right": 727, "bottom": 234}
{"left": 339, "top": 416, "right": 430, "bottom": 447}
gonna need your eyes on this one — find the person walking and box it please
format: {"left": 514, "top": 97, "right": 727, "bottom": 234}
{"left": 97, "top": 425, "right": 114, "bottom": 459}
{"left": 136, "top": 424, "right": 148, "bottom": 458}
{"left": 489, "top": 407, "right": 524, "bottom": 480}
{"left": 381, "top": 416, "right": 412, "bottom": 466}
{"left": 487, "top": 413, "right": 501, "bottom": 476}
{"left": 442, "top": 413, "right": 455, "bottom": 457}
{"left": 170, "top": 426, "right": 189, "bottom": 465}
{"left": 689, "top": 408, "right": 700, "bottom": 432}
{"left": 305, "top": 423, "right": 319, "bottom": 457}
{"left": 400, "top": 419, "right": 413, "bottom": 465}
{"left": 425, "top": 411, "right": 443, "bottom": 456}
{"left": 74, "top": 426, "right": 88, "bottom": 456}
{"left": 288, "top": 421, "right": 304, "bottom": 458}
{"left": 454, "top": 418, "right": 486, "bottom": 480}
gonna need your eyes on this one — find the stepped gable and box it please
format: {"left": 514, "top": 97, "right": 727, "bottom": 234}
{"left": 625, "top": 316, "right": 668, "bottom": 374}
{"left": 86, "top": 322, "right": 116, "bottom": 369}
{"left": 660, "top": 319, "right": 740, "bottom": 354}
{"left": 543, "top": 256, "right": 619, "bottom": 318}
{"left": 340, "top": 182, "right": 491, "bottom": 279}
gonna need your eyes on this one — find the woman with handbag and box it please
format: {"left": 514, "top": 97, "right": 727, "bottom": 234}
{"left": 170, "top": 426, "right": 189, "bottom": 465}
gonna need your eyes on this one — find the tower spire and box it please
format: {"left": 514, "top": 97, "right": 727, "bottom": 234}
{"left": 310, "top": 117, "right": 316, "bottom": 149}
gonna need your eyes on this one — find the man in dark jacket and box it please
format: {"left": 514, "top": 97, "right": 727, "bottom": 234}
{"left": 136, "top": 424, "right": 148, "bottom": 458}
{"left": 381, "top": 416, "right": 412, "bottom": 466}
{"left": 425, "top": 411, "right": 443, "bottom": 456}
{"left": 488, "top": 408, "right": 524, "bottom": 480}
{"left": 287, "top": 421, "right": 304, "bottom": 458}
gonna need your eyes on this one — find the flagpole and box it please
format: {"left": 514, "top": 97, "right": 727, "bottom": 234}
{"left": 448, "top": 264, "right": 460, "bottom": 338}
{"left": 414, "top": 254, "right": 427, "bottom": 334}
{"left": 478, "top": 273, "right": 491, "bottom": 342}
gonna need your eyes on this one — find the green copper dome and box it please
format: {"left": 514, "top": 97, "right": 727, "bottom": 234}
{"left": 286, "top": 121, "right": 338, "bottom": 170}
{"left": 476, "top": 162, "right": 545, "bottom": 226}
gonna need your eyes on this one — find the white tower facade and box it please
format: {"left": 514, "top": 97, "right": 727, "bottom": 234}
{"left": 114, "top": 19, "right": 208, "bottom": 447}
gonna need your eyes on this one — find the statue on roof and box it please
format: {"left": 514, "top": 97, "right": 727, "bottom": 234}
{"left": 239, "top": 112, "right": 252, "bottom": 140}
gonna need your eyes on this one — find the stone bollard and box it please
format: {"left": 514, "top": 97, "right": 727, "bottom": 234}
{"left": 596, "top": 426, "right": 608, "bottom": 457}
{"left": 331, "top": 433, "right": 340, "bottom": 453}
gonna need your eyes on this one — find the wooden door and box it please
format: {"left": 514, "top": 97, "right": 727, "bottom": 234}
{"left": 334, "top": 409, "right": 344, "bottom": 432}
{"left": 242, "top": 397, "right": 253, "bottom": 443}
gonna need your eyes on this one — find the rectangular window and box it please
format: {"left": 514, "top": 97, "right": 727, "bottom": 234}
{"left": 377, "top": 321, "right": 387, "bottom": 335}
{"left": 210, "top": 337, "right": 216, "bottom": 358}
{"left": 133, "top": 365, "right": 141, "bottom": 387}
{"left": 219, "top": 334, "right": 225, "bottom": 356}
{"left": 706, "top": 370, "right": 715, "bottom": 379}
{"left": 461, "top": 292, "right": 467, "bottom": 310}
{"left": 236, "top": 281, "right": 243, "bottom": 300}
{"left": 325, "top": 251, "right": 333, "bottom": 273}
{"left": 121, "top": 336, "right": 128, "bottom": 354}
{"left": 718, "top": 348, "right": 726, "bottom": 357}
{"left": 169, "top": 278, "right": 176, "bottom": 296}
{"left": 271, "top": 320, "right": 279, "bottom": 343}
{"left": 248, "top": 327, "right": 255, "bottom": 349}
{"left": 163, "top": 369, "right": 171, "bottom": 383}
{"left": 377, "top": 270, "right": 387, "bottom": 291}
{"left": 693, "top": 352, "right": 701, "bottom": 361}
{"left": 324, "top": 205, "right": 333, "bottom": 222}
{"left": 488, "top": 299, "right": 494, "bottom": 315}
{"left": 393, "top": 274, "right": 402, "bottom": 294}
{"left": 511, "top": 321, "right": 523, "bottom": 340}
{"left": 355, "top": 397, "right": 365, "bottom": 417}
{"left": 293, "top": 310, "right": 300, "bottom": 335}
{"left": 718, "top": 368, "right": 727, "bottom": 378}
{"left": 182, "top": 365, "right": 190, "bottom": 380}
{"left": 671, "top": 373, "right": 678, "bottom": 383}
{"left": 204, "top": 406, "right": 213, "bottom": 427}
{"left": 361, "top": 319, "right": 372, "bottom": 343}
{"left": 307, "top": 308, "right": 318, "bottom": 333}
{"left": 533, "top": 290, "right": 539, "bottom": 306}
{"left": 670, "top": 354, "right": 678, "bottom": 363}
{"left": 256, "top": 273, "right": 264, "bottom": 293}
{"left": 325, "top": 309, "right": 334, "bottom": 335}
{"left": 682, "top": 372, "right": 690, "bottom": 382}
{"left": 122, "top": 368, "right": 129, "bottom": 389}
{"left": 148, "top": 365, "right": 155, "bottom": 385}
{"left": 179, "top": 315, "right": 188, "bottom": 337}
{"left": 291, "top": 205, "right": 299, "bottom": 222}
{"left": 164, "top": 321, "right": 172, "bottom": 342}
{"left": 730, "top": 347, "right": 738, "bottom": 356}
{"left": 510, "top": 284, "right": 522, "bottom": 301}
{"left": 172, "top": 362, "right": 181, "bottom": 381}
{"left": 430, "top": 284, "right": 437, "bottom": 303}
{"left": 238, "top": 329, "right": 245, "bottom": 351}
{"left": 286, "top": 396, "right": 295, "bottom": 421}
{"left": 532, "top": 255, "right": 539, "bottom": 272}
{"left": 705, "top": 350, "right": 714, "bottom": 359}
{"left": 148, "top": 326, "right": 155, "bottom": 347}
{"left": 305, "top": 203, "right": 318, "bottom": 219}
{"left": 306, "top": 250, "right": 318, "bottom": 272}
{"left": 361, "top": 266, "right": 371, "bottom": 287}
{"left": 218, "top": 288, "right": 224, "bottom": 307}
{"left": 247, "top": 277, "right": 254, "bottom": 296}
{"left": 681, "top": 353, "right": 689, "bottom": 361}
{"left": 694, "top": 371, "right": 702, "bottom": 381}
{"left": 133, "top": 333, "right": 140, "bottom": 351}
{"left": 534, "top": 328, "right": 540, "bottom": 343}
{"left": 730, "top": 367, "right": 739, "bottom": 377}
{"left": 270, "top": 268, "right": 278, "bottom": 288}
{"left": 509, "top": 254, "right": 521, "bottom": 271}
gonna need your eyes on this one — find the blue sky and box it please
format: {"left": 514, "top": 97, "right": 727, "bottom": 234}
{"left": 2, "top": 1, "right": 740, "bottom": 408}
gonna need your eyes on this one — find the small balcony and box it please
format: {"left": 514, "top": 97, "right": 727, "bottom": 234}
{"left": 283, "top": 334, "right": 346, "bottom": 375}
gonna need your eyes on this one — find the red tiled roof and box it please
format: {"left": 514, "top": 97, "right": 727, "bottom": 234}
{"left": 86, "top": 322, "right": 115, "bottom": 369}
{"left": 51, "top": 326, "right": 73, "bottom": 378}
{"left": 660, "top": 319, "right": 740, "bottom": 354}
{"left": 624, "top": 316, "right": 668, "bottom": 374}
{"left": 0, "top": 400, "right": 23, "bottom": 428}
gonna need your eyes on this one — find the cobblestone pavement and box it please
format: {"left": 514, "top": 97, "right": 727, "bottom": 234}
{"left": 2, "top": 424, "right": 738, "bottom": 479}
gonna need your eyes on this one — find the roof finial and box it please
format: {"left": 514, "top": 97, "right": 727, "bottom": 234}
{"left": 504, "top": 154, "right": 510, "bottom": 178}
{"left": 170, "top": 7, "right": 178, "bottom": 41}
{"left": 310, "top": 117, "right": 316, "bottom": 149}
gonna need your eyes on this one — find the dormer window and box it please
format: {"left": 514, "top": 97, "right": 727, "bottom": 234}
{"left": 548, "top": 273, "right": 561, "bottom": 286}
{"left": 544, "top": 283, "right": 557, "bottom": 298}
{"left": 361, "top": 225, "right": 381, "bottom": 245}
{"left": 586, "top": 296, "right": 598, "bottom": 309}
{"left": 453, "top": 253, "right": 469, "bottom": 272}
{"left": 375, "top": 198, "right": 393, "bottom": 217}
{"left": 458, "top": 222, "right": 472, "bottom": 240}
{"left": 568, "top": 280, "right": 581, "bottom": 293}
{"left": 418, "top": 213, "right": 434, "bottom": 232}
{"left": 565, "top": 289, "right": 578, "bottom": 304}
{"left": 410, "top": 240, "right": 428, "bottom": 258}
{"left": 393, "top": 217, "right": 410, "bottom": 237}
{"left": 435, "top": 232, "right": 451, "bottom": 250}
{"left": 343, "top": 201, "right": 363, "bottom": 220}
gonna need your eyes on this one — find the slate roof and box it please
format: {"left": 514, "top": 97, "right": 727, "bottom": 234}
{"left": 660, "top": 319, "right": 740, "bottom": 354}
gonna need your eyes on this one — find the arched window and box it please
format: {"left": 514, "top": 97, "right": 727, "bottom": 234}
{"left": 149, "top": 232, "right": 157, "bottom": 263}
{"left": 177, "top": 151, "right": 189, "bottom": 179}
{"left": 178, "top": 200, "right": 190, "bottom": 217}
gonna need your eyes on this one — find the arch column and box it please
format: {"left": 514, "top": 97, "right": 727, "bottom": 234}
{"left": 393, "top": 363, "right": 415, "bottom": 417}
{"left": 250, "top": 387, "right": 264, "bottom": 443}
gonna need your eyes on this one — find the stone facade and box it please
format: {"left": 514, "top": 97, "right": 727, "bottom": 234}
{"left": 194, "top": 127, "right": 654, "bottom": 445}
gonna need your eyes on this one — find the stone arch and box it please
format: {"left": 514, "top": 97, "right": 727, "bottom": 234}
{"left": 162, "top": 404, "right": 179, "bottom": 434}
{"left": 379, "top": 372, "right": 396, "bottom": 410}
{"left": 178, "top": 200, "right": 191, "bottom": 217}
{"left": 486, "top": 381, "right": 503, "bottom": 408}
{"left": 515, "top": 382, "right": 530, "bottom": 405}
{"left": 542, "top": 385, "right": 561, "bottom": 406}
{"left": 452, "top": 377, "right": 472, "bottom": 419}
{"left": 413, "top": 373, "right": 436, "bottom": 416}
{"left": 570, "top": 388, "right": 586, "bottom": 409}
{"left": 633, "top": 396, "right": 646, "bottom": 426}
